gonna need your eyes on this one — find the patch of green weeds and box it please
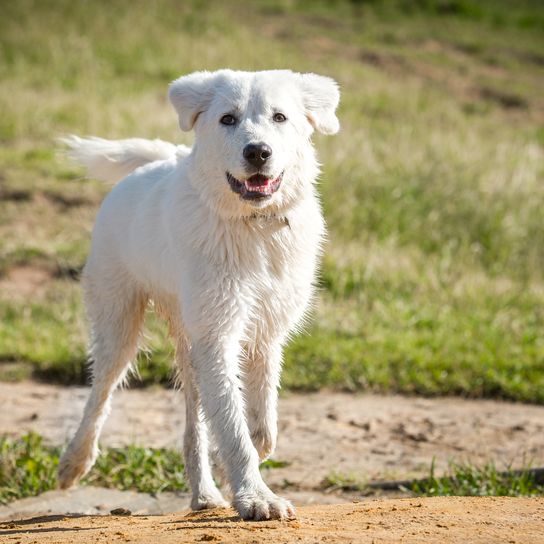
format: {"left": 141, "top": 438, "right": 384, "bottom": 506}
{"left": 411, "top": 460, "right": 544, "bottom": 496}
{"left": 322, "top": 460, "right": 544, "bottom": 497}
{"left": 0, "top": 433, "right": 187, "bottom": 504}
{"left": 321, "top": 472, "right": 368, "bottom": 493}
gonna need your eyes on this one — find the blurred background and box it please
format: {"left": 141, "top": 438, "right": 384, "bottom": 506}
{"left": 1, "top": 0, "right": 543, "bottom": 403}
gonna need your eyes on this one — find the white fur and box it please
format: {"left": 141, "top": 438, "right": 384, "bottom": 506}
{"left": 60, "top": 135, "right": 190, "bottom": 183}
{"left": 58, "top": 69, "right": 340, "bottom": 521}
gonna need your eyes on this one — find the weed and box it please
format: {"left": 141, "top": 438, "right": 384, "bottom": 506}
{"left": 322, "top": 460, "right": 544, "bottom": 497}
{"left": 0, "top": 433, "right": 188, "bottom": 505}
{"left": 411, "top": 459, "right": 544, "bottom": 497}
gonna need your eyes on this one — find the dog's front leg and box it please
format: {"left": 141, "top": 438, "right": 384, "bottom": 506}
{"left": 189, "top": 337, "right": 295, "bottom": 521}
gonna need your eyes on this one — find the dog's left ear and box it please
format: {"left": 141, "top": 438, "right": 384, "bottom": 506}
{"left": 298, "top": 73, "right": 340, "bottom": 135}
{"left": 169, "top": 71, "right": 216, "bottom": 131}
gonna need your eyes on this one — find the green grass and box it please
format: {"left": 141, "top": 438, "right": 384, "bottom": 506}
{"left": 322, "top": 461, "right": 544, "bottom": 497}
{"left": 411, "top": 460, "right": 544, "bottom": 497}
{"left": 0, "top": 433, "right": 187, "bottom": 505}
{"left": 0, "top": 0, "right": 543, "bottom": 401}
{"left": 321, "top": 472, "right": 369, "bottom": 494}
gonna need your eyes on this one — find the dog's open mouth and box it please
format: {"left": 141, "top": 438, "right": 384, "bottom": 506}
{"left": 226, "top": 172, "right": 283, "bottom": 200}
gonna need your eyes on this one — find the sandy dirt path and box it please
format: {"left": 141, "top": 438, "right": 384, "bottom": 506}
{"left": 1, "top": 497, "right": 543, "bottom": 544}
{"left": 1, "top": 381, "right": 543, "bottom": 496}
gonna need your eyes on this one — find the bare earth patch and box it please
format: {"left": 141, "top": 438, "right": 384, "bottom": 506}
{"left": 0, "top": 265, "right": 54, "bottom": 298}
{"left": 1, "top": 497, "right": 542, "bottom": 544}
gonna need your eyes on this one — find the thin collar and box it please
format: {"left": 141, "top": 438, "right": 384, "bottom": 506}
{"left": 244, "top": 213, "right": 290, "bottom": 228}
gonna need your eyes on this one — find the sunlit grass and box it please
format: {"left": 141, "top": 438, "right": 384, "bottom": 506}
{"left": 322, "top": 460, "right": 544, "bottom": 497}
{"left": 411, "top": 460, "right": 544, "bottom": 497}
{"left": 0, "top": 433, "right": 187, "bottom": 505}
{"left": 0, "top": 0, "right": 543, "bottom": 401}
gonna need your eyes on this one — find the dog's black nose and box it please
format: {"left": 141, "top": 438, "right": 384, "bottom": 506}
{"left": 243, "top": 143, "right": 272, "bottom": 169}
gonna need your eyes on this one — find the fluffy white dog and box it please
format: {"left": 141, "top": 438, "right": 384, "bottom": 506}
{"left": 58, "top": 69, "right": 340, "bottom": 521}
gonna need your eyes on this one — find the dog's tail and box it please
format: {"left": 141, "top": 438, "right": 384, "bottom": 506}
{"left": 60, "top": 135, "right": 188, "bottom": 183}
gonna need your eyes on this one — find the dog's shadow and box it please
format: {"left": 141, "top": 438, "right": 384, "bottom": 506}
{"left": 0, "top": 514, "right": 107, "bottom": 536}
{"left": 164, "top": 507, "right": 288, "bottom": 529}
{"left": 167, "top": 507, "right": 241, "bottom": 527}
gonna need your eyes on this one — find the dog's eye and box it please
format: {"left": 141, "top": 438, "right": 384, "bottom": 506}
{"left": 220, "top": 114, "right": 237, "bottom": 126}
{"left": 273, "top": 112, "right": 287, "bottom": 123}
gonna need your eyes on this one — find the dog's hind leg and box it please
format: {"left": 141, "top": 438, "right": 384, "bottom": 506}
{"left": 58, "top": 269, "right": 146, "bottom": 489}
{"left": 244, "top": 342, "right": 282, "bottom": 462}
{"left": 179, "top": 341, "right": 229, "bottom": 510}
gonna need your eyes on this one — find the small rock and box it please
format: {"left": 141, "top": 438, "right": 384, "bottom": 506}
{"left": 349, "top": 419, "right": 377, "bottom": 432}
{"left": 110, "top": 507, "right": 132, "bottom": 516}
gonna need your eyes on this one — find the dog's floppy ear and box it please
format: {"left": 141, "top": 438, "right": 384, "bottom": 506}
{"left": 169, "top": 71, "right": 216, "bottom": 132}
{"left": 298, "top": 73, "right": 340, "bottom": 135}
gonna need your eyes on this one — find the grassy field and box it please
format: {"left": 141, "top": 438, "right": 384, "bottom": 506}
{"left": 0, "top": 0, "right": 543, "bottom": 401}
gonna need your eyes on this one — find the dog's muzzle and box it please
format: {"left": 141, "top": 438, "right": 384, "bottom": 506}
{"left": 226, "top": 172, "right": 283, "bottom": 201}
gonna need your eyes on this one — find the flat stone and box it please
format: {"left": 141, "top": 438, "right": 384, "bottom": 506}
{"left": 0, "top": 486, "right": 191, "bottom": 521}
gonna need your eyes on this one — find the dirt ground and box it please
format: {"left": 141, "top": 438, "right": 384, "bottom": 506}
{"left": 1, "top": 497, "right": 543, "bottom": 544}
{"left": 2, "top": 382, "right": 544, "bottom": 541}
{"left": 1, "top": 381, "right": 543, "bottom": 497}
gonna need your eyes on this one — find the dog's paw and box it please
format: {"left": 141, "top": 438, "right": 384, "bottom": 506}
{"left": 250, "top": 428, "right": 276, "bottom": 462}
{"left": 58, "top": 457, "right": 87, "bottom": 489}
{"left": 58, "top": 446, "right": 96, "bottom": 489}
{"left": 233, "top": 488, "right": 295, "bottom": 521}
{"left": 191, "top": 489, "right": 230, "bottom": 511}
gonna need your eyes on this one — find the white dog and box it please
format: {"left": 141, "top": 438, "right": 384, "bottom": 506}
{"left": 58, "top": 69, "right": 340, "bottom": 521}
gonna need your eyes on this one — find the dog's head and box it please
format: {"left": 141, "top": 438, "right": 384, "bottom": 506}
{"left": 169, "top": 69, "right": 340, "bottom": 217}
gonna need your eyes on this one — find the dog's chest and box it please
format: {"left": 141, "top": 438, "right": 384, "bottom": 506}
{"left": 183, "top": 203, "right": 324, "bottom": 339}
{"left": 234, "top": 216, "right": 323, "bottom": 337}
{"left": 240, "top": 217, "right": 318, "bottom": 281}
